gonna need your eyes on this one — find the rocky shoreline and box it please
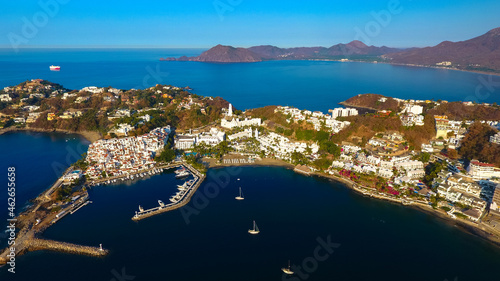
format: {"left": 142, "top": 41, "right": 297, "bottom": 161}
{"left": 0, "top": 127, "right": 102, "bottom": 143}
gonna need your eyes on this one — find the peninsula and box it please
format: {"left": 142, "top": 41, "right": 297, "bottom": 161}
{"left": 2, "top": 80, "right": 500, "bottom": 264}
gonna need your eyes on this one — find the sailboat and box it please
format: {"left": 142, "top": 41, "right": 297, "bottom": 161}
{"left": 235, "top": 187, "right": 244, "bottom": 200}
{"left": 248, "top": 220, "right": 260, "bottom": 234}
{"left": 281, "top": 260, "right": 294, "bottom": 275}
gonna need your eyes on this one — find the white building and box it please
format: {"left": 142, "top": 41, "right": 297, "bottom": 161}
{"left": 228, "top": 128, "right": 254, "bottom": 141}
{"left": 401, "top": 104, "right": 423, "bottom": 115}
{"left": 490, "top": 132, "right": 500, "bottom": 145}
{"left": 331, "top": 108, "right": 358, "bottom": 118}
{"left": 81, "top": 86, "right": 104, "bottom": 94}
{"left": 175, "top": 135, "right": 197, "bottom": 150}
{"left": 467, "top": 160, "right": 500, "bottom": 179}
{"left": 0, "top": 94, "right": 12, "bottom": 102}
{"left": 221, "top": 118, "right": 262, "bottom": 129}
{"left": 196, "top": 128, "right": 226, "bottom": 146}
{"left": 116, "top": 124, "right": 135, "bottom": 136}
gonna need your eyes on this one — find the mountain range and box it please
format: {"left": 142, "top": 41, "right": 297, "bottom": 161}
{"left": 384, "top": 27, "right": 500, "bottom": 72}
{"left": 161, "top": 41, "right": 401, "bottom": 63}
{"left": 161, "top": 27, "right": 500, "bottom": 73}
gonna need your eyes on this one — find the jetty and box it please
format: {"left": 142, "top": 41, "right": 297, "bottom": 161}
{"left": 0, "top": 235, "right": 107, "bottom": 265}
{"left": 27, "top": 239, "right": 108, "bottom": 257}
{"left": 132, "top": 162, "right": 205, "bottom": 221}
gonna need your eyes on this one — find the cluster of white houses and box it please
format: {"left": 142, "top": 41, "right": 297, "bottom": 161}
{"left": 85, "top": 126, "right": 171, "bottom": 179}
{"left": 434, "top": 171, "right": 489, "bottom": 221}
{"left": 331, "top": 145, "right": 424, "bottom": 181}
{"left": 274, "top": 106, "right": 354, "bottom": 133}
{"left": 258, "top": 131, "right": 319, "bottom": 160}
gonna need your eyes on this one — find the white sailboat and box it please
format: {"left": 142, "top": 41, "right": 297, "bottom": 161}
{"left": 235, "top": 187, "right": 244, "bottom": 200}
{"left": 281, "top": 260, "right": 294, "bottom": 275}
{"left": 248, "top": 220, "right": 260, "bottom": 234}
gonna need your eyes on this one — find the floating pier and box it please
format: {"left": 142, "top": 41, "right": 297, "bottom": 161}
{"left": 132, "top": 163, "right": 205, "bottom": 221}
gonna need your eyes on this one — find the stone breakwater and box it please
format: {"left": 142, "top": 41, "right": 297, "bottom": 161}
{"left": 27, "top": 239, "right": 108, "bottom": 257}
{"left": 0, "top": 238, "right": 108, "bottom": 265}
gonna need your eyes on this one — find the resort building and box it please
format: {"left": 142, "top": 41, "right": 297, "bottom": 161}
{"left": 467, "top": 160, "right": 500, "bottom": 179}
{"left": 221, "top": 117, "right": 262, "bottom": 129}
{"left": 175, "top": 128, "right": 226, "bottom": 150}
{"left": 330, "top": 108, "right": 358, "bottom": 118}
{"left": 174, "top": 135, "right": 197, "bottom": 150}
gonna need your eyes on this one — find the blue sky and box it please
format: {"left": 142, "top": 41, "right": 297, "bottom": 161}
{"left": 1, "top": 0, "right": 499, "bottom": 48}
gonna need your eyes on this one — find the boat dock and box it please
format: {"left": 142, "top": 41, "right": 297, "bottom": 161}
{"left": 132, "top": 162, "right": 205, "bottom": 221}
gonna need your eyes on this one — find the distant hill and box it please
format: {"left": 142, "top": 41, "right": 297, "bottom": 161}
{"left": 385, "top": 27, "right": 500, "bottom": 73}
{"left": 162, "top": 41, "right": 401, "bottom": 63}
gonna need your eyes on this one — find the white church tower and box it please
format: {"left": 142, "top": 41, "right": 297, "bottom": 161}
{"left": 254, "top": 128, "right": 259, "bottom": 139}
{"left": 228, "top": 103, "right": 233, "bottom": 117}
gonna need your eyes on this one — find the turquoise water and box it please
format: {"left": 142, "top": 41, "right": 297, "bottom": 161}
{"left": 1, "top": 48, "right": 499, "bottom": 112}
{"left": 0, "top": 134, "right": 499, "bottom": 280}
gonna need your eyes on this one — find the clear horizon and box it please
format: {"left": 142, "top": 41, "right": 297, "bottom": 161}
{"left": 2, "top": 0, "right": 500, "bottom": 49}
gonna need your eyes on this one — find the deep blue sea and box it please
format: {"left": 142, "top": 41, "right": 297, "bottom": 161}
{"left": 1, "top": 49, "right": 500, "bottom": 280}
{"left": 0, "top": 48, "right": 499, "bottom": 112}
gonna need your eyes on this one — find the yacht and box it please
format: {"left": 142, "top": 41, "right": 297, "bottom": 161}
{"left": 175, "top": 170, "right": 190, "bottom": 179}
{"left": 235, "top": 187, "right": 244, "bottom": 200}
{"left": 175, "top": 166, "right": 187, "bottom": 174}
{"left": 248, "top": 220, "right": 260, "bottom": 235}
{"left": 158, "top": 200, "right": 165, "bottom": 207}
{"left": 139, "top": 205, "right": 144, "bottom": 212}
{"left": 281, "top": 260, "right": 294, "bottom": 275}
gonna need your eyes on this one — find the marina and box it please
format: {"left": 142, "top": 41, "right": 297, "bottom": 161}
{"left": 132, "top": 162, "right": 205, "bottom": 221}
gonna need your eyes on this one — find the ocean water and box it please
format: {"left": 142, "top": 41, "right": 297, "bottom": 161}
{"left": 1, "top": 49, "right": 500, "bottom": 280}
{"left": 1, "top": 48, "right": 499, "bottom": 112}
{"left": 0, "top": 134, "right": 499, "bottom": 281}
{"left": 0, "top": 132, "right": 89, "bottom": 221}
